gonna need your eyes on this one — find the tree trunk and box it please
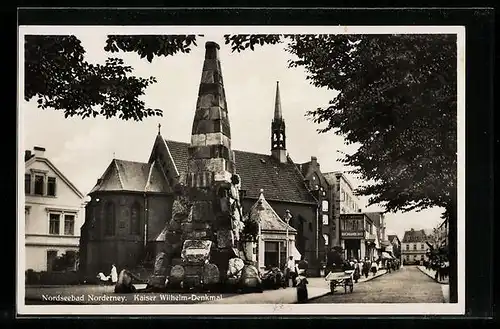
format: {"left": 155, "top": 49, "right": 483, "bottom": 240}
{"left": 447, "top": 202, "right": 458, "bottom": 303}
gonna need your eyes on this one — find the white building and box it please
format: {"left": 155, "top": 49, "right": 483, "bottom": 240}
{"left": 24, "top": 146, "right": 86, "bottom": 272}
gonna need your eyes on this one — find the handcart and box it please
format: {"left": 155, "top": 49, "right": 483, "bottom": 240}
{"left": 325, "top": 269, "right": 354, "bottom": 294}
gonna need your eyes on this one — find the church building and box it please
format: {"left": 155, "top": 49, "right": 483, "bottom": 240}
{"left": 79, "top": 43, "right": 351, "bottom": 278}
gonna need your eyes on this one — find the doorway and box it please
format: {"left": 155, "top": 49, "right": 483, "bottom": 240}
{"left": 344, "top": 239, "right": 361, "bottom": 261}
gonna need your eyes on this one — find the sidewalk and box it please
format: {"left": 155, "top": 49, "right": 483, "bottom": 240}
{"left": 417, "top": 266, "right": 450, "bottom": 303}
{"left": 417, "top": 266, "right": 449, "bottom": 284}
{"left": 205, "top": 269, "right": 388, "bottom": 304}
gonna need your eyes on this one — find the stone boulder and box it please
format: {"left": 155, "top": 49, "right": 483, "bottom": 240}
{"left": 114, "top": 269, "right": 137, "bottom": 294}
{"left": 239, "top": 264, "right": 261, "bottom": 290}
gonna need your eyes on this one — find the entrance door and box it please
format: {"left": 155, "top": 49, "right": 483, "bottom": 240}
{"left": 344, "top": 239, "right": 361, "bottom": 261}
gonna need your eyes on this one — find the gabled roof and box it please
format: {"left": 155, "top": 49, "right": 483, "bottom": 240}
{"left": 323, "top": 171, "right": 356, "bottom": 191}
{"left": 89, "top": 159, "right": 171, "bottom": 194}
{"left": 25, "top": 156, "right": 84, "bottom": 198}
{"left": 402, "top": 229, "right": 428, "bottom": 243}
{"left": 365, "top": 212, "right": 383, "bottom": 228}
{"left": 247, "top": 191, "right": 297, "bottom": 233}
{"left": 387, "top": 234, "right": 400, "bottom": 243}
{"left": 165, "top": 140, "right": 317, "bottom": 205}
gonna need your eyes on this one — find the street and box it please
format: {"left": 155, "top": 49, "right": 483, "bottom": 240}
{"left": 310, "top": 266, "right": 446, "bottom": 303}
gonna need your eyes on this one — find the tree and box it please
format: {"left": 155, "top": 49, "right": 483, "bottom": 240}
{"left": 24, "top": 35, "right": 199, "bottom": 120}
{"left": 224, "top": 34, "right": 458, "bottom": 302}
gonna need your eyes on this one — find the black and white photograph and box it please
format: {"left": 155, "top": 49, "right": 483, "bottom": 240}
{"left": 18, "top": 24, "right": 465, "bottom": 315}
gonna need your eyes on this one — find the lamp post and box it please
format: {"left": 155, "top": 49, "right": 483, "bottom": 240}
{"left": 284, "top": 210, "right": 292, "bottom": 261}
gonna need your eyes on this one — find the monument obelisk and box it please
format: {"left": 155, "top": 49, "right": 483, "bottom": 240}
{"left": 170, "top": 41, "right": 243, "bottom": 289}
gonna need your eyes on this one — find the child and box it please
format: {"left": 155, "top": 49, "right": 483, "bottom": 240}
{"left": 296, "top": 269, "right": 309, "bottom": 304}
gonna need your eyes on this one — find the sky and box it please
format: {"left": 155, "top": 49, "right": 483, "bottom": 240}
{"left": 20, "top": 29, "right": 446, "bottom": 240}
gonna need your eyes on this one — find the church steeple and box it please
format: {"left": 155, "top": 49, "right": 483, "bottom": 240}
{"left": 271, "top": 81, "right": 287, "bottom": 163}
{"left": 274, "top": 81, "right": 282, "bottom": 119}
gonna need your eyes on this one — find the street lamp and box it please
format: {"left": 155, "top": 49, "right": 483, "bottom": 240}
{"left": 284, "top": 210, "right": 292, "bottom": 260}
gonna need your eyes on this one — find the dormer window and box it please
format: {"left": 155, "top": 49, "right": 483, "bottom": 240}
{"left": 47, "top": 177, "right": 56, "bottom": 196}
{"left": 34, "top": 175, "right": 44, "bottom": 195}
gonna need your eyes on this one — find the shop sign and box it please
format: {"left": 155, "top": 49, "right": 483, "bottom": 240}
{"left": 341, "top": 231, "right": 364, "bottom": 238}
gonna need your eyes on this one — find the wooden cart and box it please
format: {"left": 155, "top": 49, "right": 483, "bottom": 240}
{"left": 325, "top": 270, "right": 354, "bottom": 294}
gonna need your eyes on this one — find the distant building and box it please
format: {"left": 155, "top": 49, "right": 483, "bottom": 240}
{"left": 401, "top": 228, "right": 430, "bottom": 264}
{"left": 387, "top": 234, "right": 402, "bottom": 260}
{"left": 24, "top": 147, "right": 86, "bottom": 271}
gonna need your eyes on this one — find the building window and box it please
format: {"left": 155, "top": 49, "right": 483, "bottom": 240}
{"left": 322, "top": 214, "right": 329, "bottom": 225}
{"left": 322, "top": 200, "right": 329, "bottom": 212}
{"left": 64, "top": 214, "right": 75, "bottom": 235}
{"left": 406, "top": 244, "right": 409, "bottom": 251}
{"left": 264, "top": 241, "right": 280, "bottom": 268}
{"left": 25, "top": 174, "right": 31, "bottom": 194}
{"left": 323, "top": 234, "right": 329, "bottom": 246}
{"left": 421, "top": 244, "right": 425, "bottom": 250}
{"left": 47, "top": 177, "right": 56, "bottom": 196}
{"left": 46, "top": 250, "right": 58, "bottom": 272}
{"left": 49, "top": 213, "right": 60, "bottom": 235}
{"left": 104, "top": 202, "right": 115, "bottom": 236}
{"left": 413, "top": 244, "right": 417, "bottom": 250}
{"left": 130, "top": 202, "right": 141, "bottom": 235}
{"left": 34, "top": 175, "right": 44, "bottom": 195}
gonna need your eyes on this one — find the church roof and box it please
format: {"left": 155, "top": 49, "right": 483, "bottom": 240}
{"left": 402, "top": 229, "right": 428, "bottom": 243}
{"left": 165, "top": 140, "right": 317, "bottom": 205}
{"left": 89, "top": 159, "right": 171, "bottom": 194}
{"left": 248, "top": 191, "right": 297, "bottom": 233}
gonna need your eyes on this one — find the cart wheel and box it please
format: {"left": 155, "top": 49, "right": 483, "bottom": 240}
{"left": 330, "top": 282, "right": 336, "bottom": 293}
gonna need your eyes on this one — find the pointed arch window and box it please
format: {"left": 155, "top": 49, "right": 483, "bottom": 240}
{"left": 104, "top": 202, "right": 115, "bottom": 236}
{"left": 130, "top": 202, "right": 141, "bottom": 235}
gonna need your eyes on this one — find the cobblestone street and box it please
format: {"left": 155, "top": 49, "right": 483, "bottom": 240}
{"left": 309, "top": 266, "right": 446, "bottom": 303}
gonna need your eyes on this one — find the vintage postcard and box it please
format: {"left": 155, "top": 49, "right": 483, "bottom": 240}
{"left": 17, "top": 24, "right": 465, "bottom": 316}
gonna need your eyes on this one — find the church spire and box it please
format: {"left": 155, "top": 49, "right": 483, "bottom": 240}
{"left": 274, "top": 81, "right": 282, "bottom": 119}
{"left": 271, "top": 81, "right": 287, "bottom": 163}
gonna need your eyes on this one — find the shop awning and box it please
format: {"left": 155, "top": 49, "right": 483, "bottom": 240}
{"left": 291, "top": 244, "right": 302, "bottom": 260}
{"left": 381, "top": 252, "right": 393, "bottom": 260}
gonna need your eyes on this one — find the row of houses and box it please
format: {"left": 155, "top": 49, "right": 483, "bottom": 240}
{"left": 400, "top": 220, "right": 449, "bottom": 264}
{"left": 24, "top": 142, "right": 394, "bottom": 275}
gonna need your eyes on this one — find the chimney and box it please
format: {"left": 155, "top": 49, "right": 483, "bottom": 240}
{"left": 33, "top": 146, "right": 45, "bottom": 158}
{"left": 25, "top": 150, "right": 32, "bottom": 161}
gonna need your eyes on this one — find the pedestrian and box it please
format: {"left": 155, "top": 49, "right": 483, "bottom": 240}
{"left": 285, "top": 256, "right": 297, "bottom": 287}
{"left": 353, "top": 259, "right": 360, "bottom": 283}
{"left": 298, "top": 256, "right": 309, "bottom": 277}
{"left": 296, "top": 269, "right": 309, "bottom": 304}
{"left": 110, "top": 264, "right": 118, "bottom": 284}
{"left": 387, "top": 260, "right": 391, "bottom": 273}
{"left": 362, "top": 258, "right": 370, "bottom": 278}
{"left": 370, "top": 259, "right": 378, "bottom": 276}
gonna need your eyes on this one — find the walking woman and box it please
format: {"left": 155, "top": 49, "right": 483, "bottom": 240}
{"left": 296, "top": 269, "right": 309, "bottom": 303}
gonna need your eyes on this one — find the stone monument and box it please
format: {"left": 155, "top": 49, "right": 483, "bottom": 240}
{"left": 149, "top": 41, "right": 258, "bottom": 291}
